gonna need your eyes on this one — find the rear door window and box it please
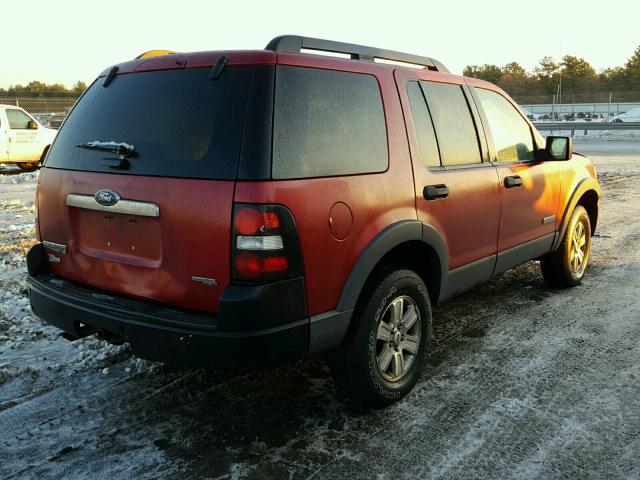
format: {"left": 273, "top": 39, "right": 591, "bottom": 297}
{"left": 272, "top": 66, "right": 388, "bottom": 179}
{"left": 419, "top": 81, "right": 482, "bottom": 167}
{"left": 45, "top": 67, "right": 255, "bottom": 179}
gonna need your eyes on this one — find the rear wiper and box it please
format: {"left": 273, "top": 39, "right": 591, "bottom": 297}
{"left": 76, "top": 141, "right": 135, "bottom": 158}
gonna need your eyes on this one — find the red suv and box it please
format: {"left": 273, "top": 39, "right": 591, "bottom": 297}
{"left": 27, "top": 36, "right": 600, "bottom": 407}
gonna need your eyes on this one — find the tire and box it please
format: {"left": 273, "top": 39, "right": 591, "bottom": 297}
{"left": 540, "top": 205, "right": 591, "bottom": 288}
{"left": 329, "top": 268, "right": 432, "bottom": 408}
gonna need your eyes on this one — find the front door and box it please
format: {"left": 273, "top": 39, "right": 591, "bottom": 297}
{"left": 0, "top": 110, "right": 8, "bottom": 162}
{"left": 6, "top": 108, "right": 41, "bottom": 162}
{"left": 396, "top": 71, "right": 501, "bottom": 299}
{"left": 471, "top": 86, "right": 560, "bottom": 271}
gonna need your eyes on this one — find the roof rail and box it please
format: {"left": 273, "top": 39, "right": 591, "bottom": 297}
{"left": 265, "top": 35, "right": 449, "bottom": 73}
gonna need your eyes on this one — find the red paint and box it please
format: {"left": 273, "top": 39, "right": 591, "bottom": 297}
{"left": 36, "top": 49, "right": 599, "bottom": 320}
{"left": 37, "top": 168, "right": 233, "bottom": 313}
{"left": 329, "top": 202, "right": 353, "bottom": 241}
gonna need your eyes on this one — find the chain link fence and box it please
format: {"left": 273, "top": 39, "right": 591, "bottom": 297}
{"left": 1, "top": 91, "right": 638, "bottom": 129}
{"left": 513, "top": 91, "right": 640, "bottom": 105}
{"left": 0, "top": 96, "right": 79, "bottom": 128}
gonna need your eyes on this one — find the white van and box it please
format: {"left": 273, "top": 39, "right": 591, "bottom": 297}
{"left": 0, "top": 104, "right": 57, "bottom": 170}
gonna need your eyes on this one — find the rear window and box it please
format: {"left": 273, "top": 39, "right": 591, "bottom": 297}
{"left": 406, "top": 81, "right": 441, "bottom": 168}
{"left": 419, "top": 81, "right": 481, "bottom": 167}
{"left": 45, "top": 67, "right": 255, "bottom": 179}
{"left": 272, "top": 66, "right": 388, "bottom": 179}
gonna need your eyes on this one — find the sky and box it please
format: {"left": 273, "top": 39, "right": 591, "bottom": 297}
{"left": 2, "top": 0, "right": 639, "bottom": 89}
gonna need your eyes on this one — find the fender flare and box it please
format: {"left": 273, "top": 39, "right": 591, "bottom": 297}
{"left": 336, "top": 220, "right": 449, "bottom": 313}
{"left": 552, "top": 177, "right": 601, "bottom": 251}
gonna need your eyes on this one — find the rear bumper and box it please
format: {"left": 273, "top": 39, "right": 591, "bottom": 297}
{"left": 27, "top": 247, "right": 309, "bottom": 370}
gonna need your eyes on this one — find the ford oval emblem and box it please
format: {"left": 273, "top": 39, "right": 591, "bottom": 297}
{"left": 95, "top": 189, "right": 121, "bottom": 206}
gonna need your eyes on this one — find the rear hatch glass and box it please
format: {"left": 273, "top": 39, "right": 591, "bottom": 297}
{"left": 46, "top": 66, "right": 255, "bottom": 179}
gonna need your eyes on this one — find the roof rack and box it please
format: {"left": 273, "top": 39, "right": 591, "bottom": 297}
{"left": 265, "top": 35, "right": 449, "bottom": 73}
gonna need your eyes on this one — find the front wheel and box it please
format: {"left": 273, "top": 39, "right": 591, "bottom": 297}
{"left": 540, "top": 205, "right": 592, "bottom": 288}
{"left": 329, "top": 269, "right": 432, "bottom": 408}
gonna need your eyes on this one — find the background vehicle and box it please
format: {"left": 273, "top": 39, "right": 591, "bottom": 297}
{"left": 26, "top": 36, "right": 600, "bottom": 407}
{"left": 0, "top": 104, "right": 57, "bottom": 170}
{"left": 610, "top": 107, "right": 640, "bottom": 122}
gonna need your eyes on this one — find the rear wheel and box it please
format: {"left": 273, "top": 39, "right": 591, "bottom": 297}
{"left": 329, "top": 268, "right": 432, "bottom": 408}
{"left": 540, "top": 205, "right": 591, "bottom": 288}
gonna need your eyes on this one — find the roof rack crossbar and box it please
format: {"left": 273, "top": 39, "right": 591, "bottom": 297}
{"left": 265, "top": 35, "right": 449, "bottom": 73}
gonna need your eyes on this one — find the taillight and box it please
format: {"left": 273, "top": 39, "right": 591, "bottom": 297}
{"left": 231, "top": 204, "right": 303, "bottom": 282}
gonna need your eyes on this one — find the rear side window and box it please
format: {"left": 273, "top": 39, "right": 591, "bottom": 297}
{"left": 45, "top": 67, "right": 255, "bottom": 179}
{"left": 406, "top": 81, "right": 441, "bottom": 168}
{"left": 272, "top": 66, "right": 388, "bottom": 179}
{"left": 7, "top": 109, "right": 32, "bottom": 129}
{"left": 475, "top": 88, "right": 535, "bottom": 162}
{"left": 419, "top": 81, "right": 481, "bottom": 167}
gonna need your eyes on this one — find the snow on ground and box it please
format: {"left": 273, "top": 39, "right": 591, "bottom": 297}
{"left": 1, "top": 141, "right": 640, "bottom": 479}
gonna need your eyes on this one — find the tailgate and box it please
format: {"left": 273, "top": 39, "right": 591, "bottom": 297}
{"left": 35, "top": 63, "right": 263, "bottom": 313}
{"left": 37, "top": 168, "right": 233, "bottom": 313}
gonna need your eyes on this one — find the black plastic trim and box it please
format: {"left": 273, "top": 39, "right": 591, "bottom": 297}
{"left": 219, "top": 277, "right": 307, "bottom": 331}
{"left": 103, "top": 66, "right": 118, "bottom": 87}
{"left": 444, "top": 255, "right": 496, "bottom": 299}
{"left": 238, "top": 65, "right": 275, "bottom": 180}
{"left": 308, "top": 309, "right": 353, "bottom": 355}
{"left": 28, "top": 269, "right": 308, "bottom": 370}
{"left": 26, "top": 242, "right": 45, "bottom": 275}
{"left": 552, "top": 178, "right": 601, "bottom": 251}
{"left": 494, "top": 233, "right": 555, "bottom": 275}
{"left": 462, "top": 84, "right": 491, "bottom": 163}
{"left": 336, "top": 220, "right": 448, "bottom": 312}
{"left": 209, "top": 54, "right": 229, "bottom": 80}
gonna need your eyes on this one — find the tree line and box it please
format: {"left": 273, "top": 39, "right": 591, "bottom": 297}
{"left": 0, "top": 80, "right": 87, "bottom": 97}
{"left": 464, "top": 45, "right": 640, "bottom": 104}
{"left": 2, "top": 46, "right": 639, "bottom": 104}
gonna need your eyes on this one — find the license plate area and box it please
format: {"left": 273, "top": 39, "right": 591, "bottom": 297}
{"left": 70, "top": 209, "right": 162, "bottom": 268}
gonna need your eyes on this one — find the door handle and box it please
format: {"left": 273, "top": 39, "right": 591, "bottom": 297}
{"left": 504, "top": 175, "right": 523, "bottom": 188}
{"left": 423, "top": 184, "right": 449, "bottom": 200}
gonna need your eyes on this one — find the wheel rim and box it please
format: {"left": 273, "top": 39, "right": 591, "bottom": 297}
{"left": 375, "top": 295, "right": 421, "bottom": 382}
{"left": 569, "top": 218, "right": 589, "bottom": 276}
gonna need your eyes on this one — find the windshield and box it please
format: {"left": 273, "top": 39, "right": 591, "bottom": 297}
{"left": 45, "top": 66, "right": 255, "bottom": 179}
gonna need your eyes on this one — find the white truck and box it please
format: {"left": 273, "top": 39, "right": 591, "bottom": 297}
{"left": 0, "top": 104, "right": 57, "bottom": 170}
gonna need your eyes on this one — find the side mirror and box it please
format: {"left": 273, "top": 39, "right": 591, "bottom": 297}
{"left": 545, "top": 136, "right": 572, "bottom": 160}
{"left": 27, "top": 120, "right": 38, "bottom": 130}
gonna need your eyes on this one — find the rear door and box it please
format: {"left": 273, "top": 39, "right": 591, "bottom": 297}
{"left": 471, "top": 86, "right": 560, "bottom": 271}
{"left": 37, "top": 64, "right": 257, "bottom": 313}
{"left": 396, "top": 71, "right": 501, "bottom": 298}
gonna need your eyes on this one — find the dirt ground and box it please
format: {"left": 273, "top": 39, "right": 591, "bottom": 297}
{"left": 0, "top": 140, "right": 639, "bottom": 480}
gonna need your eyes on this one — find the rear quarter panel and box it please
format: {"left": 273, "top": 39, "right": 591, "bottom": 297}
{"left": 234, "top": 57, "right": 416, "bottom": 316}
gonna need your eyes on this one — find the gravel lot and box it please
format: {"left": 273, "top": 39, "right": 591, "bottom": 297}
{"left": 0, "top": 140, "right": 639, "bottom": 480}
